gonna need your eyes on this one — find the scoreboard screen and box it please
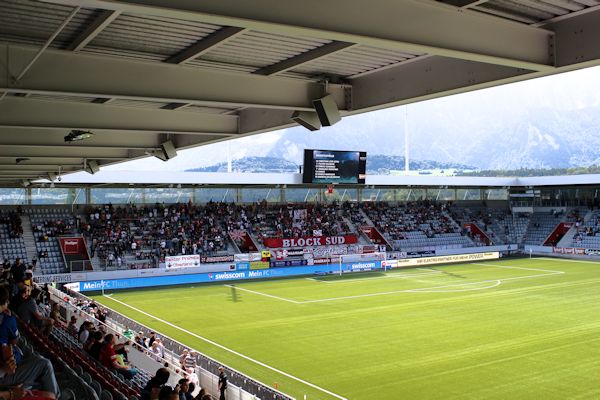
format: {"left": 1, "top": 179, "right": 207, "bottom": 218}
{"left": 302, "top": 149, "right": 367, "bottom": 184}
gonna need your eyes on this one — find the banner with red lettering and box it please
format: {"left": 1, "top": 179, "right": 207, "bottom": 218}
{"left": 263, "top": 235, "right": 358, "bottom": 248}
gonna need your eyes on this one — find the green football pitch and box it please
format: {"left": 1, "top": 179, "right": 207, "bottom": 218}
{"left": 93, "top": 257, "right": 600, "bottom": 400}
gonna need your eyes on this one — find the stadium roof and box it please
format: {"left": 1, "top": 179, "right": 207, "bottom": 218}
{"left": 1, "top": 0, "right": 600, "bottom": 184}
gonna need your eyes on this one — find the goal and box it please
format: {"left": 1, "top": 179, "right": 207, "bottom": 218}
{"left": 337, "top": 252, "right": 387, "bottom": 276}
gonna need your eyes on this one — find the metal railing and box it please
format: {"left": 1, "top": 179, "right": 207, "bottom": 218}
{"left": 61, "top": 287, "right": 294, "bottom": 400}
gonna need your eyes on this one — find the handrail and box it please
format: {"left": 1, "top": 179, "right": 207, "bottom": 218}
{"left": 59, "top": 287, "right": 294, "bottom": 400}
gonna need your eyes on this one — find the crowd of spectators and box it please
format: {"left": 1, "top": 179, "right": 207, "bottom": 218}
{"left": 0, "top": 257, "right": 61, "bottom": 399}
{"left": 65, "top": 287, "right": 214, "bottom": 399}
{"left": 85, "top": 202, "right": 230, "bottom": 268}
{"left": 246, "top": 201, "right": 351, "bottom": 241}
{"left": 362, "top": 201, "right": 459, "bottom": 241}
{"left": 32, "top": 218, "right": 74, "bottom": 243}
{"left": 0, "top": 211, "right": 23, "bottom": 238}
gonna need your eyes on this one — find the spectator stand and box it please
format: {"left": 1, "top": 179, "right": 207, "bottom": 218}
{"left": 573, "top": 209, "right": 600, "bottom": 249}
{"left": 58, "top": 286, "right": 293, "bottom": 400}
{"left": 43, "top": 291, "right": 159, "bottom": 399}
{"left": 85, "top": 203, "right": 235, "bottom": 272}
{"left": 522, "top": 209, "right": 580, "bottom": 246}
{"left": 0, "top": 210, "right": 28, "bottom": 264}
{"left": 361, "top": 201, "right": 473, "bottom": 252}
{"left": 28, "top": 208, "right": 76, "bottom": 275}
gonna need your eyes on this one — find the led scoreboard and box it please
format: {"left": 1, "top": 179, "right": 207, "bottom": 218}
{"left": 302, "top": 149, "right": 367, "bottom": 184}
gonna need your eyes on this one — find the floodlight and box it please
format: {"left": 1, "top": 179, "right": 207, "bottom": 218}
{"left": 64, "top": 130, "right": 94, "bottom": 142}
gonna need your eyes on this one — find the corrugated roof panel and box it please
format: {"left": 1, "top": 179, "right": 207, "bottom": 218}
{"left": 472, "top": 0, "right": 600, "bottom": 23}
{"left": 438, "top": 0, "right": 599, "bottom": 23}
{"left": 87, "top": 13, "right": 222, "bottom": 59}
{"left": 180, "top": 105, "right": 238, "bottom": 114}
{"left": 199, "top": 30, "right": 332, "bottom": 69}
{"left": 541, "top": 0, "right": 584, "bottom": 12}
{"left": 81, "top": 46, "right": 167, "bottom": 62}
{"left": 27, "top": 94, "right": 97, "bottom": 103}
{"left": 185, "top": 59, "right": 259, "bottom": 74}
{"left": 109, "top": 99, "right": 170, "bottom": 109}
{"left": 291, "top": 44, "right": 420, "bottom": 77}
{"left": 0, "top": 1, "right": 97, "bottom": 49}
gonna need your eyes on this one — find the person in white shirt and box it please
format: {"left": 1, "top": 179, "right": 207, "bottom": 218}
{"left": 186, "top": 367, "right": 200, "bottom": 397}
{"left": 149, "top": 340, "right": 163, "bottom": 362}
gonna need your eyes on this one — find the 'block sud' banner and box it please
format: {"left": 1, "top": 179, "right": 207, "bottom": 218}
{"left": 263, "top": 235, "right": 357, "bottom": 248}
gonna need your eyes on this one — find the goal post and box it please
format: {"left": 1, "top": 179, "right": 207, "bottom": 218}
{"left": 338, "top": 252, "right": 387, "bottom": 276}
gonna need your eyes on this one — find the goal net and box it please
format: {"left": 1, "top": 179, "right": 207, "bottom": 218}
{"left": 337, "top": 252, "right": 387, "bottom": 276}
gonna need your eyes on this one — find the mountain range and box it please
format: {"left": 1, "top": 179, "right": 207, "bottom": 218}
{"left": 106, "top": 66, "right": 600, "bottom": 174}
{"left": 186, "top": 155, "right": 475, "bottom": 174}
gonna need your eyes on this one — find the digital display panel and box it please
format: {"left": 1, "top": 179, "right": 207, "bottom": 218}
{"left": 302, "top": 149, "right": 367, "bottom": 184}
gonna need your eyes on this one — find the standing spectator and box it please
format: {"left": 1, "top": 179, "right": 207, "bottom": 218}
{"left": 179, "top": 349, "right": 189, "bottom": 370}
{"left": 218, "top": 366, "right": 227, "bottom": 400}
{"left": 183, "top": 350, "right": 197, "bottom": 371}
{"left": 185, "top": 368, "right": 199, "bottom": 397}
{"left": 148, "top": 331, "right": 157, "bottom": 347}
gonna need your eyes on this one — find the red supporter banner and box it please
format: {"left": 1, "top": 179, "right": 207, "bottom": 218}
{"left": 263, "top": 235, "right": 358, "bottom": 248}
{"left": 59, "top": 237, "right": 86, "bottom": 255}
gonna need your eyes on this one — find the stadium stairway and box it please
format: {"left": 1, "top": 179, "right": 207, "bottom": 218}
{"left": 358, "top": 209, "right": 375, "bottom": 226}
{"left": 20, "top": 215, "right": 39, "bottom": 263}
{"left": 248, "top": 232, "right": 266, "bottom": 251}
{"left": 556, "top": 224, "right": 579, "bottom": 247}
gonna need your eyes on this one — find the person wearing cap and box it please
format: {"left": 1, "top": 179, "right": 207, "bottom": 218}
{"left": 135, "top": 331, "right": 147, "bottom": 349}
{"left": 217, "top": 366, "right": 227, "bottom": 400}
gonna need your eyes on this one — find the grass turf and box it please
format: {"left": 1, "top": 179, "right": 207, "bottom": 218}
{"left": 92, "top": 257, "right": 600, "bottom": 400}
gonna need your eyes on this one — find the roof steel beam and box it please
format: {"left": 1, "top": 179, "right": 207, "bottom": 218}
{"left": 165, "top": 26, "right": 246, "bottom": 64}
{"left": 0, "top": 97, "right": 238, "bottom": 135}
{"left": 253, "top": 41, "right": 357, "bottom": 76}
{"left": 0, "top": 44, "right": 337, "bottom": 112}
{"left": 351, "top": 55, "right": 532, "bottom": 111}
{"left": 545, "top": 7, "right": 600, "bottom": 67}
{"left": 67, "top": 10, "right": 122, "bottom": 51}
{"left": 40, "top": 0, "right": 555, "bottom": 71}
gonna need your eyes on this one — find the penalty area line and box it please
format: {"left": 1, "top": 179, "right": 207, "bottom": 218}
{"left": 103, "top": 295, "right": 348, "bottom": 400}
{"left": 224, "top": 285, "right": 302, "bottom": 304}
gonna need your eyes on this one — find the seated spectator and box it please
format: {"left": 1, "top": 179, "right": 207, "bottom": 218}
{"left": 87, "top": 330, "right": 104, "bottom": 359}
{"left": 0, "top": 286, "right": 59, "bottom": 398}
{"left": 135, "top": 330, "right": 147, "bottom": 349}
{"left": 159, "top": 385, "right": 180, "bottom": 400}
{"left": 78, "top": 321, "right": 94, "bottom": 344}
{"left": 178, "top": 378, "right": 193, "bottom": 400}
{"left": 141, "top": 367, "right": 170, "bottom": 400}
{"left": 150, "top": 340, "right": 163, "bottom": 362}
{"left": 49, "top": 303, "right": 65, "bottom": 327}
{"left": 10, "top": 259, "right": 26, "bottom": 285}
{"left": 67, "top": 316, "right": 77, "bottom": 335}
{"left": 17, "top": 288, "right": 53, "bottom": 336}
{"left": 99, "top": 333, "right": 137, "bottom": 379}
